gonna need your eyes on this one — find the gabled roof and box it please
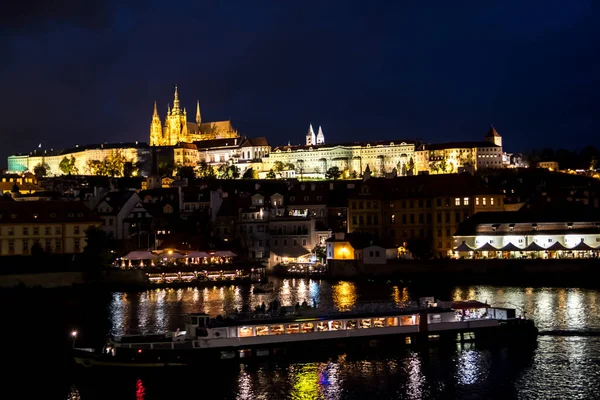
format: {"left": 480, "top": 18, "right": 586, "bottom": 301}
{"left": 0, "top": 201, "right": 101, "bottom": 224}
{"left": 486, "top": 125, "right": 501, "bottom": 138}
{"left": 241, "top": 137, "right": 269, "bottom": 147}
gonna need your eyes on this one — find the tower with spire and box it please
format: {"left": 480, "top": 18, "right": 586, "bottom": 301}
{"left": 316, "top": 125, "right": 325, "bottom": 145}
{"left": 149, "top": 102, "right": 163, "bottom": 146}
{"left": 150, "top": 85, "right": 238, "bottom": 146}
{"left": 306, "top": 123, "right": 316, "bottom": 146}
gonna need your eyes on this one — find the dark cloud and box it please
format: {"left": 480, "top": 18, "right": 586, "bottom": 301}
{"left": 0, "top": 0, "right": 598, "bottom": 166}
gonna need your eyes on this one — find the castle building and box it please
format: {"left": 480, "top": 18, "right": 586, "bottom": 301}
{"left": 7, "top": 143, "right": 151, "bottom": 177}
{"left": 150, "top": 86, "right": 238, "bottom": 146}
{"left": 414, "top": 126, "right": 503, "bottom": 174}
{"left": 267, "top": 125, "right": 416, "bottom": 178}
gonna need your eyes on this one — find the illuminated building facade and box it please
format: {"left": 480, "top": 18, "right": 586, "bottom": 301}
{"left": 347, "top": 174, "right": 505, "bottom": 257}
{"left": 0, "top": 201, "right": 101, "bottom": 255}
{"left": 267, "top": 130, "right": 416, "bottom": 179}
{"left": 414, "top": 126, "right": 503, "bottom": 174}
{"left": 7, "top": 143, "right": 151, "bottom": 177}
{"left": 453, "top": 209, "right": 600, "bottom": 259}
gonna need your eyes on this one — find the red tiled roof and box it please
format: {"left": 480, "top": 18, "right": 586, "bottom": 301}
{"left": 0, "top": 201, "right": 101, "bottom": 224}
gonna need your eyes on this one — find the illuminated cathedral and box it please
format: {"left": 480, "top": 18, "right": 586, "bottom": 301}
{"left": 150, "top": 86, "right": 238, "bottom": 146}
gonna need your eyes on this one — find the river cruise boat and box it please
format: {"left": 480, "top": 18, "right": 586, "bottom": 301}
{"left": 72, "top": 298, "right": 537, "bottom": 368}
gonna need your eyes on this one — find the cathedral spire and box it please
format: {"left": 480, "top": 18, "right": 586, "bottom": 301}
{"left": 167, "top": 103, "right": 171, "bottom": 116}
{"left": 317, "top": 125, "right": 325, "bottom": 144}
{"left": 172, "top": 85, "right": 181, "bottom": 113}
{"left": 152, "top": 101, "right": 158, "bottom": 118}
{"left": 196, "top": 100, "right": 201, "bottom": 125}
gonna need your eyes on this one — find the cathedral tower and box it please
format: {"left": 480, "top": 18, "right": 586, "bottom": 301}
{"left": 316, "top": 125, "right": 325, "bottom": 145}
{"left": 149, "top": 101, "right": 163, "bottom": 146}
{"left": 306, "top": 123, "right": 316, "bottom": 146}
{"left": 166, "top": 86, "right": 188, "bottom": 145}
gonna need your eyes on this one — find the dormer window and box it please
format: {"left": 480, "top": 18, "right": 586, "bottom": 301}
{"left": 33, "top": 214, "right": 39, "bottom": 219}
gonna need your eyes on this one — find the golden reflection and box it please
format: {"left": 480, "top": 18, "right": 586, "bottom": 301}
{"left": 392, "top": 286, "right": 410, "bottom": 305}
{"left": 292, "top": 364, "right": 321, "bottom": 399}
{"left": 192, "top": 287, "right": 200, "bottom": 303}
{"left": 65, "top": 385, "right": 81, "bottom": 400}
{"left": 525, "top": 287, "right": 534, "bottom": 296}
{"left": 332, "top": 281, "right": 358, "bottom": 310}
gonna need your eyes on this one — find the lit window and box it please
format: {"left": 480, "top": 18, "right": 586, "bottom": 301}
{"left": 360, "top": 319, "right": 372, "bottom": 329}
{"left": 463, "top": 197, "right": 469, "bottom": 206}
{"left": 238, "top": 327, "right": 254, "bottom": 337}
{"left": 256, "top": 326, "right": 269, "bottom": 336}
{"left": 476, "top": 198, "right": 480, "bottom": 206}
{"left": 301, "top": 323, "right": 314, "bottom": 333}
{"left": 482, "top": 198, "right": 487, "bottom": 206}
{"left": 455, "top": 198, "right": 460, "bottom": 206}
{"left": 490, "top": 197, "right": 495, "bottom": 206}
{"left": 286, "top": 324, "right": 300, "bottom": 334}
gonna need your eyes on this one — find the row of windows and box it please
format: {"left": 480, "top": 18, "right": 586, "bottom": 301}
{"left": 1, "top": 226, "right": 78, "bottom": 236}
{"left": 386, "top": 211, "right": 469, "bottom": 225}
{"left": 272, "top": 238, "right": 308, "bottom": 247}
{"left": 236, "top": 315, "right": 418, "bottom": 337}
{"left": 3, "top": 238, "right": 80, "bottom": 253}
{"left": 350, "top": 215, "right": 380, "bottom": 226}
{"left": 0, "top": 212, "right": 84, "bottom": 219}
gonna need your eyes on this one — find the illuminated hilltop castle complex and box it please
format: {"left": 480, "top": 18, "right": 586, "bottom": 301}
{"left": 150, "top": 86, "right": 238, "bottom": 146}
{"left": 6, "top": 85, "right": 509, "bottom": 178}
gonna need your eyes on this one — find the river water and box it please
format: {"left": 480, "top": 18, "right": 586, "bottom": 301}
{"left": 5, "top": 278, "right": 600, "bottom": 399}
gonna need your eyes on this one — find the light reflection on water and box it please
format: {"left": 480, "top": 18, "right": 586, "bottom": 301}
{"left": 80, "top": 280, "right": 600, "bottom": 399}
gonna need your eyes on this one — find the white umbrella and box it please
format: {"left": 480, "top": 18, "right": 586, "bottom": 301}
{"left": 122, "top": 250, "right": 156, "bottom": 260}
{"left": 187, "top": 251, "right": 210, "bottom": 258}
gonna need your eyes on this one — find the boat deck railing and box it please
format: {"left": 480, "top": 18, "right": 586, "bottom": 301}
{"left": 223, "top": 300, "right": 427, "bottom": 322}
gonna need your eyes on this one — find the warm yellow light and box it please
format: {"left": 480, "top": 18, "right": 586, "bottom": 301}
{"left": 71, "top": 331, "right": 78, "bottom": 337}
{"left": 168, "top": 250, "right": 173, "bottom": 255}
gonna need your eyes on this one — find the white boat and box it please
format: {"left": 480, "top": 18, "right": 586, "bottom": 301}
{"left": 72, "top": 297, "right": 538, "bottom": 368}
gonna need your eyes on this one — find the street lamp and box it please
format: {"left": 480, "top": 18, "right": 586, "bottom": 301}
{"left": 71, "top": 330, "right": 78, "bottom": 348}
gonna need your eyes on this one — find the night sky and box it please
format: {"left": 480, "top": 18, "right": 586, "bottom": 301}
{"left": 1, "top": 1, "right": 597, "bottom": 167}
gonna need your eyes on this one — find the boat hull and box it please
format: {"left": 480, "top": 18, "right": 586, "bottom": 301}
{"left": 74, "top": 320, "right": 537, "bottom": 369}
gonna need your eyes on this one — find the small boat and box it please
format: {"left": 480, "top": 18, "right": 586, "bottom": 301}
{"left": 252, "top": 282, "right": 274, "bottom": 294}
{"left": 71, "top": 297, "right": 538, "bottom": 368}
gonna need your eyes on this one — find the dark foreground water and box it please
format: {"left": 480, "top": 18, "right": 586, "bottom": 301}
{"left": 4, "top": 278, "right": 600, "bottom": 399}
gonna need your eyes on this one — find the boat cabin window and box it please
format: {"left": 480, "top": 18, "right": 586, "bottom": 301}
{"left": 270, "top": 325, "right": 284, "bottom": 335}
{"left": 256, "top": 326, "right": 269, "bottom": 336}
{"left": 316, "top": 322, "right": 328, "bottom": 331}
{"left": 360, "top": 319, "right": 372, "bottom": 329}
{"left": 301, "top": 322, "right": 314, "bottom": 333}
{"left": 329, "top": 321, "right": 342, "bottom": 331}
{"left": 238, "top": 327, "right": 254, "bottom": 338}
{"left": 346, "top": 320, "right": 358, "bottom": 330}
{"left": 286, "top": 324, "right": 300, "bottom": 334}
{"left": 401, "top": 315, "right": 417, "bottom": 326}
{"left": 387, "top": 317, "right": 398, "bottom": 327}
{"left": 373, "top": 318, "right": 385, "bottom": 328}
